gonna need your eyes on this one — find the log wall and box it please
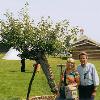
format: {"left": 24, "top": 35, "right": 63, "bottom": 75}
{"left": 72, "top": 41, "right": 100, "bottom": 59}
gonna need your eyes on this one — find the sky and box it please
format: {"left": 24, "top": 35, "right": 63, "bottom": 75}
{"left": 0, "top": 0, "right": 100, "bottom": 42}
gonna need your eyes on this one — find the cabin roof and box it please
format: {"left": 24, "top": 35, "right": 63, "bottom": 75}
{"left": 72, "top": 35, "right": 100, "bottom": 47}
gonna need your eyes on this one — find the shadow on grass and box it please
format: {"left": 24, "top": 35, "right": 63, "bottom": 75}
{"left": 9, "top": 70, "right": 33, "bottom": 73}
{"left": 9, "top": 70, "right": 20, "bottom": 73}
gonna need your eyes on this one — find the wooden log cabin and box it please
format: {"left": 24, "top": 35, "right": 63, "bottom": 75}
{"left": 72, "top": 35, "right": 100, "bottom": 59}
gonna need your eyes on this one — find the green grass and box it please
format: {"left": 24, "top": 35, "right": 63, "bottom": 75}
{"left": 0, "top": 54, "right": 100, "bottom": 100}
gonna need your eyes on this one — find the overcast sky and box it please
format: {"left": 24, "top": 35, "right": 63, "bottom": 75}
{"left": 0, "top": 0, "right": 100, "bottom": 42}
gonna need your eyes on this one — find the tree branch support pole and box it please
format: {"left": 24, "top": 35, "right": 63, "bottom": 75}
{"left": 26, "top": 64, "right": 38, "bottom": 100}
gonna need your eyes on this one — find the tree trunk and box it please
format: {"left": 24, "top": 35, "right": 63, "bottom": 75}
{"left": 35, "top": 52, "right": 58, "bottom": 94}
{"left": 21, "top": 58, "right": 25, "bottom": 72}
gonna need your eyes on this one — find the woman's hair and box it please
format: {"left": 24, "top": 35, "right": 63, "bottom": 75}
{"left": 66, "top": 58, "right": 76, "bottom": 70}
{"left": 67, "top": 58, "right": 75, "bottom": 63}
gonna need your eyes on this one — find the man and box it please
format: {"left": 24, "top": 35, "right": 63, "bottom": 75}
{"left": 77, "top": 51, "right": 99, "bottom": 100}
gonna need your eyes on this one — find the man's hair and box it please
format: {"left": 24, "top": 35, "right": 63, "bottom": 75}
{"left": 79, "top": 51, "right": 88, "bottom": 59}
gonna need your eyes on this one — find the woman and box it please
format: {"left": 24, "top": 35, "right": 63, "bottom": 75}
{"left": 56, "top": 58, "right": 80, "bottom": 100}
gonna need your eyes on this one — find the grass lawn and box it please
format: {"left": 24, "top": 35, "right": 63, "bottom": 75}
{"left": 0, "top": 53, "right": 100, "bottom": 100}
